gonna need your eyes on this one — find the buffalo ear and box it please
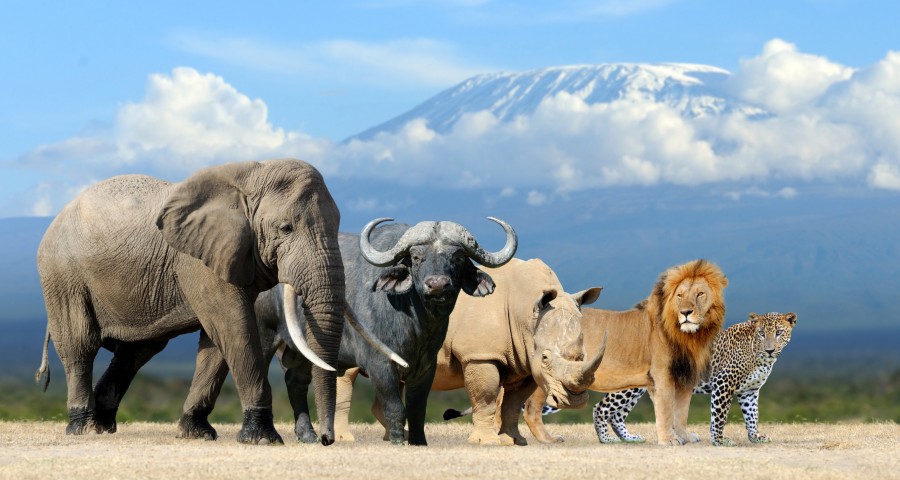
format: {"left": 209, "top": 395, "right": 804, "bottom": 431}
{"left": 156, "top": 168, "right": 255, "bottom": 286}
{"left": 373, "top": 265, "right": 413, "bottom": 294}
{"left": 571, "top": 287, "right": 602, "bottom": 307}
{"left": 461, "top": 264, "right": 495, "bottom": 297}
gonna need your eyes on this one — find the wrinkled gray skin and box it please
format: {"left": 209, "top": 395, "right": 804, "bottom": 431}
{"left": 184, "top": 218, "right": 517, "bottom": 446}
{"left": 35, "top": 159, "right": 346, "bottom": 445}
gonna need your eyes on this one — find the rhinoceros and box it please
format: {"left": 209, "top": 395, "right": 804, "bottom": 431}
{"left": 335, "top": 258, "right": 604, "bottom": 446}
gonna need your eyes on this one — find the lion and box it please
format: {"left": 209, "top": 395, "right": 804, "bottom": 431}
{"left": 522, "top": 259, "right": 727, "bottom": 446}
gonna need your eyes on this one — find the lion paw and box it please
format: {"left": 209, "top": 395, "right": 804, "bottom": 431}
{"left": 336, "top": 431, "right": 356, "bottom": 442}
{"left": 659, "top": 436, "right": 685, "bottom": 446}
{"left": 677, "top": 431, "right": 701, "bottom": 443}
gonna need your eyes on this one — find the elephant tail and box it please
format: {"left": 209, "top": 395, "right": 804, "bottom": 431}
{"left": 35, "top": 326, "right": 50, "bottom": 392}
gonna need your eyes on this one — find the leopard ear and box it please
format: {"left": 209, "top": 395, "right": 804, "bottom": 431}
{"left": 748, "top": 312, "right": 762, "bottom": 325}
{"left": 784, "top": 312, "right": 798, "bottom": 326}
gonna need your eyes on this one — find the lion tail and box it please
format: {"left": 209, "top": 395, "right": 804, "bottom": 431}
{"left": 443, "top": 407, "right": 472, "bottom": 420}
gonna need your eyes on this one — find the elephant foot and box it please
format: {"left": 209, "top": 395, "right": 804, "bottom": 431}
{"left": 177, "top": 407, "right": 218, "bottom": 441}
{"left": 94, "top": 408, "right": 118, "bottom": 434}
{"left": 749, "top": 433, "right": 770, "bottom": 444}
{"left": 66, "top": 407, "right": 98, "bottom": 435}
{"left": 237, "top": 408, "right": 283, "bottom": 445}
{"left": 468, "top": 429, "right": 516, "bottom": 446}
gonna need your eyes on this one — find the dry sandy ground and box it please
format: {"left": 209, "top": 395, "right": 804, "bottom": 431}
{"left": 1, "top": 421, "right": 897, "bottom": 480}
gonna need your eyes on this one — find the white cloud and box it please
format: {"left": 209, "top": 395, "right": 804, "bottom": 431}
{"left": 11, "top": 41, "right": 900, "bottom": 217}
{"left": 526, "top": 190, "right": 548, "bottom": 206}
{"left": 728, "top": 39, "right": 854, "bottom": 114}
{"left": 168, "top": 33, "right": 490, "bottom": 88}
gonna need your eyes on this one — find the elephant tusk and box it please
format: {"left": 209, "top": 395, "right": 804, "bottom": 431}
{"left": 283, "top": 283, "right": 336, "bottom": 372}
{"left": 344, "top": 301, "right": 409, "bottom": 368}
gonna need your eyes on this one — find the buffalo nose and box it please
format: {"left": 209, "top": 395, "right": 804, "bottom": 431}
{"left": 680, "top": 309, "right": 693, "bottom": 318}
{"left": 424, "top": 275, "right": 450, "bottom": 295}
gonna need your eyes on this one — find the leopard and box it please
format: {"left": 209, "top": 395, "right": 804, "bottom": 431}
{"left": 593, "top": 311, "right": 797, "bottom": 446}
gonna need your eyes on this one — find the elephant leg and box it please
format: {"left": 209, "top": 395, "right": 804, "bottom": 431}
{"left": 498, "top": 380, "right": 537, "bottom": 446}
{"left": 49, "top": 296, "right": 101, "bottom": 435}
{"left": 673, "top": 385, "right": 699, "bottom": 443}
{"left": 405, "top": 369, "right": 438, "bottom": 446}
{"left": 285, "top": 365, "right": 318, "bottom": 443}
{"left": 93, "top": 339, "right": 168, "bottom": 433}
{"left": 178, "top": 330, "right": 229, "bottom": 441}
{"left": 523, "top": 387, "right": 561, "bottom": 444}
{"left": 183, "top": 280, "right": 281, "bottom": 445}
{"left": 463, "top": 360, "right": 512, "bottom": 446}
{"left": 334, "top": 367, "right": 359, "bottom": 442}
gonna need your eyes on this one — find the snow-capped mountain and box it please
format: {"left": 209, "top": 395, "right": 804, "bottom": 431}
{"left": 349, "top": 63, "right": 761, "bottom": 141}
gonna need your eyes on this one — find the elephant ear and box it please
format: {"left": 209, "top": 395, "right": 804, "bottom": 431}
{"left": 155, "top": 170, "right": 256, "bottom": 286}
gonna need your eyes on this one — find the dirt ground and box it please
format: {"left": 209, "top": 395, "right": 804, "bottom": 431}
{"left": 1, "top": 421, "right": 897, "bottom": 479}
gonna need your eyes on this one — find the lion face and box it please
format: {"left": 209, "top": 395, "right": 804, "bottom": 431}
{"left": 672, "top": 278, "right": 715, "bottom": 334}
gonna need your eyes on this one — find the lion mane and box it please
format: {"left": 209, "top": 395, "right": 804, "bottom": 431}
{"left": 641, "top": 259, "right": 727, "bottom": 388}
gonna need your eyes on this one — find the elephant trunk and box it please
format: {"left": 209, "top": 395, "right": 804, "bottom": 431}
{"left": 284, "top": 243, "right": 347, "bottom": 446}
{"left": 282, "top": 283, "right": 336, "bottom": 372}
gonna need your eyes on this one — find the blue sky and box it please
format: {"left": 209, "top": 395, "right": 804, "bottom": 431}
{"left": 3, "top": 0, "right": 900, "bottom": 218}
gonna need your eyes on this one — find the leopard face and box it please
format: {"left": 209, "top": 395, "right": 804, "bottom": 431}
{"left": 750, "top": 312, "right": 797, "bottom": 362}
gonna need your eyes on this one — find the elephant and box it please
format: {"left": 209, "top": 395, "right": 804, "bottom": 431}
{"left": 34, "top": 159, "right": 350, "bottom": 445}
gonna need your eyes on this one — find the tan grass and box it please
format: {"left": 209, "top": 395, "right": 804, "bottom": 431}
{"left": 1, "top": 421, "right": 897, "bottom": 479}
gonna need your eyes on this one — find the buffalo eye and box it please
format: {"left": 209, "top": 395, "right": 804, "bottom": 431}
{"left": 278, "top": 223, "right": 294, "bottom": 235}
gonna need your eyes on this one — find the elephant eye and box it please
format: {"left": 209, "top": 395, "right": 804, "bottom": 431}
{"left": 278, "top": 223, "right": 294, "bottom": 235}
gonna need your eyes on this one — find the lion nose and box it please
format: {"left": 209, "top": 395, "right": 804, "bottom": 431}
{"left": 680, "top": 309, "right": 693, "bottom": 318}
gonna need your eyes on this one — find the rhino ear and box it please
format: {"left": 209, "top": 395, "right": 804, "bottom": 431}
{"left": 156, "top": 168, "right": 255, "bottom": 286}
{"left": 461, "top": 263, "right": 496, "bottom": 297}
{"left": 571, "top": 287, "right": 602, "bottom": 307}
{"left": 532, "top": 289, "right": 558, "bottom": 318}
{"left": 373, "top": 265, "right": 413, "bottom": 294}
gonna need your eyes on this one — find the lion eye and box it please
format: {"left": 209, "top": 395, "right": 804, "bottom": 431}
{"left": 697, "top": 292, "right": 705, "bottom": 298}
